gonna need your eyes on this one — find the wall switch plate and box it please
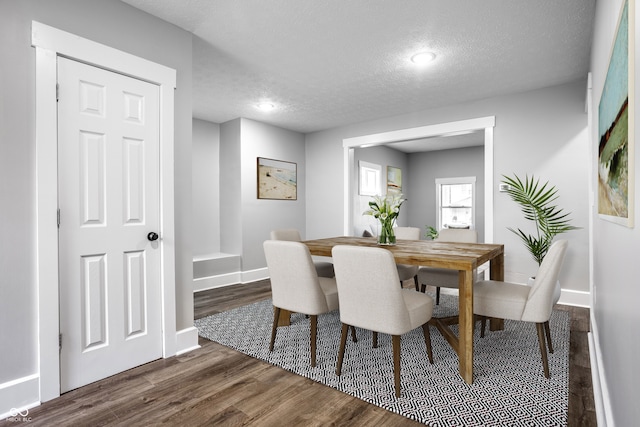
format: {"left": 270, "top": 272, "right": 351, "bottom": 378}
{"left": 499, "top": 183, "right": 511, "bottom": 192}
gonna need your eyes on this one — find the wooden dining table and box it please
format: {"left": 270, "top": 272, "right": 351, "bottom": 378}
{"left": 302, "top": 236, "right": 504, "bottom": 384}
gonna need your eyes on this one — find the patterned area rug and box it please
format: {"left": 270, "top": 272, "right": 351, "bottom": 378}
{"left": 196, "top": 294, "right": 569, "bottom": 426}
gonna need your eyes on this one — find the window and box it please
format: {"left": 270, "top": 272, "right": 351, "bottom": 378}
{"left": 359, "top": 161, "right": 382, "bottom": 196}
{"left": 436, "top": 177, "right": 476, "bottom": 230}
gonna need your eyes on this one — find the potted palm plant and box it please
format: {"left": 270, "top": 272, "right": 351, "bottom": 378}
{"left": 502, "top": 174, "right": 579, "bottom": 266}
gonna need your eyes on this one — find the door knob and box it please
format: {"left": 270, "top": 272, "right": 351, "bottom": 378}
{"left": 147, "top": 232, "right": 159, "bottom": 241}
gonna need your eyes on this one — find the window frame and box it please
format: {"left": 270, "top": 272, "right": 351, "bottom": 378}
{"left": 436, "top": 176, "right": 477, "bottom": 231}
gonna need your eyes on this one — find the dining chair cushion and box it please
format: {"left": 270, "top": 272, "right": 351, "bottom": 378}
{"left": 264, "top": 240, "right": 338, "bottom": 315}
{"left": 403, "top": 289, "right": 434, "bottom": 329}
{"left": 270, "top": 228, "right": 335, "bottom": 278}
{"left": 393, "top": 226, "right": 421, "bottom": 287}
{"left": 270, "top": 228, "right": 303, "bottom": 241}
{"left": 418, "top": 228, "right": 478, "bottom": 299}
{"left": 473, "top": 280, "right": 530, "bottom": 320}
{"left": 318, "top": 276, "right": 339, "bottom": 310}
{"left": 473, "top": 240, "right": 568, "bottom": 323}
{"left": 314, "top": 262, "right": 336, "bottom": 279}
{"left": 332, "top": 245, "right": 433, "bottom": 336}
{"left": 417, "top": 267, "right": 459, "bottom": 288}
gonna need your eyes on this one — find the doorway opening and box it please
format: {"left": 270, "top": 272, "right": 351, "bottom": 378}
{"left": 342, "top": 116, "right": 495, "bottom": 242}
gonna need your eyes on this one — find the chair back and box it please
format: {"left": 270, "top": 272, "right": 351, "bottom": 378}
{"left": 263, "top": 240, "right": 330, "bottom": 314}
{"left": 270, "top": 229, "right": 302, "bottom": 241}
{"left": 394, "top": 226, "right": 421, "bottom": 240}
{"left": 521, "top": 240, "right": 569, "bottom": 322}
{"left": 332, "top": 245, "right": 410, "bottom": 335}
{"left": 436, "top": 228, "right": 478, "bottom": 243}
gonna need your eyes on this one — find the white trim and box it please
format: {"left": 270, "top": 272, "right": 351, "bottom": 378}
{"left": 193, "top": 268, "right": 270, "bottom": 292}
{"left": 342, "top": 116, "right": 496, "bottom": 240}
{"left": 193, "top": 273, "right": 243, "bottom": 292}
{"left": 176, "top": 327, "right": 201, "bottom": 356}
{"left": 557, "top": 289, "right": 591, "bottom": 308}
{"left": 435, "top": 176, "right": 477, "bottom": 231}
{"left": 241, "top": 267, "right": 270, "bottom": 283}
{"left": 589, "top": 318, "right": 614, "bottom": 426}
{"left": 0, "top": 374, "right": 40, "bottom": 419}
{"left": 32, "top": 21, "right": 177, "bottom": 402}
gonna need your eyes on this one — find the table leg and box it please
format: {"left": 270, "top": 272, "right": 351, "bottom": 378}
{"left": 489, "top": 253, "right": 505, "bottom": 331}
{"left": 458, "top": 268, "right": 474, "bottom": 384}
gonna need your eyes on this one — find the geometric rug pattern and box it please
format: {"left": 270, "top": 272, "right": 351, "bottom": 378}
{"left": 196, "top": 293, "right": 569, "bottom": 426}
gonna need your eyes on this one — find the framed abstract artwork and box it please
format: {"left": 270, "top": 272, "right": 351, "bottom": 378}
{"left": 257, "top": 157, "right": 297, "bottom": 200}
{"left": 387, "top": 166, "right": 402, "bottom": 195}
{"left": 598, "top": 0, "right": 635, "bottom": 227}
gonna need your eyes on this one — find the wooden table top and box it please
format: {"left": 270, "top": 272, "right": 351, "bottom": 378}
{"left": 302, "top": 236, "right": 504, "bottom": 270}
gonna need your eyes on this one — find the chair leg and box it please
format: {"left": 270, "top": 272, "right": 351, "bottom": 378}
{"left": 544, "top": 321, "right": 554, "bottom": 354}
{"left": 436, "top": 287, "right": 441, "bottom": 305}
{"left": 536, "top": 322, "right": 551, "bottom": 378}
{"left": 372, "top": 331, "right": 378, "bottom": 348}
{"left": 392, "top": 335, "right": 401, "bottom": 398}
{"left": 350, "top": 325, "right": 358, "bottom": 343}
{"left": 480, "top": 316, "right": 486, "bottom": 338}
{"left": 310, "top": 315, "right": 317, "bottom": 367}
{"left": 422, "top": 324, "right": 434, "bottom": 364}
{"left": 420, "top": 284, "right": 426, "bottom": 293}
{"left": 413, "top": 275, "right": 419, "bottom": 292}
{"left": 269, "top": 306, "right": 280, "bottom": 351}
{"left": 336, "top": 323, "right": 350, "bottom": 376}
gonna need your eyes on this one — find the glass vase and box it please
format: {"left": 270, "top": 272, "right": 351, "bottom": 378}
{"left": 378, "top": 222, "right": 396, "bottom": 245}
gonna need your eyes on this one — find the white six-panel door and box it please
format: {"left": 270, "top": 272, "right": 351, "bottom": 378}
{"left": 57, "top": 57, "right": 162, "bottom": 392}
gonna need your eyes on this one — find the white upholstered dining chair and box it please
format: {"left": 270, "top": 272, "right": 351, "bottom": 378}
{"left": 417, "top": 228, "right": 478, "bottom": 303}
{"left": 270, "top": 228, "right": 334, "bottom": 278}
{"left": 393, "top": 226, "right": 421, "bottom": 290}
{"left": 331, "top": 245, "right": 434, "bottom": 397}
{"left": 473, "top": 240, "right": 569, "bottom": 378}
{"left": 263, "top": 240, "right": 341, "bottom": 367}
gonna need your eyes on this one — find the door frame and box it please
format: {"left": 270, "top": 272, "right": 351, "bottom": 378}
{"left": 342, "top": 116, "right": 496, "bottom": 243}
{"left": 32, "top": 21, "right": 177, "bottom": 402}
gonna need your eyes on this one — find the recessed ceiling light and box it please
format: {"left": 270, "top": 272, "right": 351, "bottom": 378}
{"left": 256, "top": 102, "right": 275, "bottom": 111}
{"left": 411, "top": 52, "right": 436, "bottom": 65}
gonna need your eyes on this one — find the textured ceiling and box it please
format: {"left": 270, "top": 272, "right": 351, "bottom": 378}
{"left": 121, "top": 0, "right": 595, "bottom": 136}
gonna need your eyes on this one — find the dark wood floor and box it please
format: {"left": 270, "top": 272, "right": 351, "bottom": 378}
{"left": 4, "top": 280, "right": 596, "bottom": 426}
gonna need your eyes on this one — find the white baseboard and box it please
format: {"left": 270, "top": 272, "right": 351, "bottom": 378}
{"left": 175, "top": 326, "right": 200, "bottom": 356}
{"left": 241, "top": 267, "right": 269, "bottom": 283}
{"left": 0, "top": 374, "right": 40, "bottom": 420}
{"left": 193, "top": 267, "right": 269, "bottom": 293}
{"left": 193, "top": 272, "right": 242, "bottom": 292}
{"left": 589, "top": 319, "right": 614, "bottom": 427}
{"left": 557, "top": 289, "right": 590, "bottom": 307}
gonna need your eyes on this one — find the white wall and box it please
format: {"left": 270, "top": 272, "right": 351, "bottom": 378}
{"left": 407, "top": 146, "right": 485, "bottom": 242}
{"left": 306, "top": 79, "right": 590, "bottom": 295}
{"left": 192, "top": 119, "right": 221, "bottom": 256}
{"left": 0, "top": 0, "right": 193, "bottom": 411}
{"left": 218, "top": 118, "right": 306, "bottom": 273}
{"left": 353, "top": 145, "right": 409, "bottom": 236}
{"left": 240, "top": 119, "right": 306, "bottom": 271}
{"left": 590, "top": 0, "right": 640, "bottom": 424}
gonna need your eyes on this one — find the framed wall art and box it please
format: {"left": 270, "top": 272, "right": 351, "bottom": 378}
{"left": 386, "top": 166, "right": 402, "bottom": 195}
{"left": 598, "top": 0, "right": 635, "bottom": 227}
{"left": 257, "top": 157, "right": 297, "bottom": 200}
